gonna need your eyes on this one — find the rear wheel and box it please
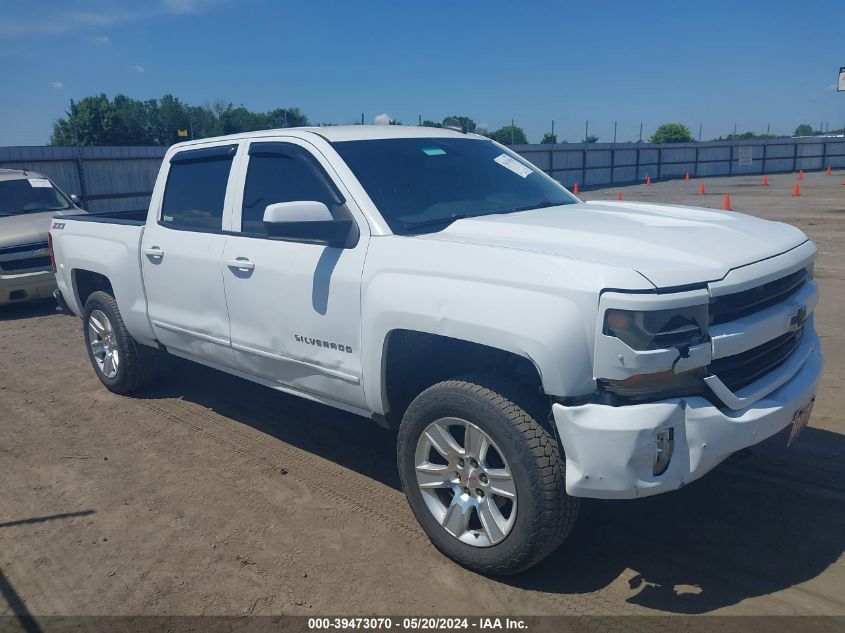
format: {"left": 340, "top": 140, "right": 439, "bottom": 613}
{"left": 397, "top": 376, "right": 579, "bottom": 575}
{"left": 83, "top": 291, "right": 159, "bottom": 394}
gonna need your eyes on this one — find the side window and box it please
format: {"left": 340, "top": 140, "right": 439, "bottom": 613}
{"left": 241, "top": 143, "right": 344, "bottom": 235}
{"left": 161, "top": 145, "right": 236, "bottom": 231}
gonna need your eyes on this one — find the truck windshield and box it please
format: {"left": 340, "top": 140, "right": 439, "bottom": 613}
{"left": 332, "top": 137, "right": 577, "bottom": 234}
{"left": 0, "top": 178, "right": 71, "bottom": 215}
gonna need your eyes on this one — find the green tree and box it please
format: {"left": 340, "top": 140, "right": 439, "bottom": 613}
{"left": 50, "top": 94, "right": 310, "bottom": 146}
{"left": 648, "top": 123, "right": 693, "bottom": 143}
{"left": 442, "top": 116, "right": 476, "bottom": 133}
{"left": 793, "top": 123, "right": 815, "bottom": 137}
{"left": 421, "top": 120, "right": 442, "bottom": 128}
{"left": 719, "top": 130, "right": 782, "bottom": 141}
{"left": 540, "top": 132, "right": 557, "bottom": 144}
{"left": 583, "top": 134, "right": 599, "bottom": 143}
{"left": 487, "top": 125, "right": 527, "bottom": 145}
{"left": 51, "top": 95, "right": 115, "bottom": 145}
{"left": 265, "top": 107, "right": 309, "bottom": 129}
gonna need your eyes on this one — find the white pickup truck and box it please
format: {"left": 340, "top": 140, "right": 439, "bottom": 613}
{"left": 50, "top": 126, "right": 822, "bottom": 575}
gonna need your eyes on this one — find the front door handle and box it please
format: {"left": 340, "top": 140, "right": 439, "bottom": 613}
{"left": 143, "top": 246, "right": 164, "bottom": 258}
{"left": 226, "top": 257, "right": 255, "bottom": 272}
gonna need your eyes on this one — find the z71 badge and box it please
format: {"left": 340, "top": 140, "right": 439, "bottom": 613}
{"left": 51, "top": 221, "right": 66, "bottom": 230}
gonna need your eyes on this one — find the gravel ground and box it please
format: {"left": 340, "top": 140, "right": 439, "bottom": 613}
{"left": 1, "top": 170, "right": 843, "bottom": 619}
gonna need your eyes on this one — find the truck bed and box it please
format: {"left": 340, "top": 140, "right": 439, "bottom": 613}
{"left": 51, "top": 212, "right": 156, "bottom": 345}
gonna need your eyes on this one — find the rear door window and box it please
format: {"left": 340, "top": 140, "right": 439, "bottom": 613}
{"left": 161, "top": 144, "right": 237, "bottom": 231}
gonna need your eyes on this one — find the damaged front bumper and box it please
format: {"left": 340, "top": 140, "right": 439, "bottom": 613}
{"left": 553, "top": 332, "right": 822, "bottom": 500}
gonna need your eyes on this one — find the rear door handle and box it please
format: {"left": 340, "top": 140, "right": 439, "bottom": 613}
{"left": 143, "top": 246, "right": 164, "bottom": 258}
{"left": 226, "top": 257, "right": 255, "bottom": 272}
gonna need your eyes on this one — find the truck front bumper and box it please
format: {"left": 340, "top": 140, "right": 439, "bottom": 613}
{"left": 0, "top": 270, "right": 56, "bottom": 306}
{"left": 553, "top": 336, "right": 823, "bottom": 500}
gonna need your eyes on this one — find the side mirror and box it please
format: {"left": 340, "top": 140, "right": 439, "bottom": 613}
{"left": 262, "top": 201, "right": 355, "bottom": 248}
{"left": 70, "top": 194, "right": 80, "bottom": 205}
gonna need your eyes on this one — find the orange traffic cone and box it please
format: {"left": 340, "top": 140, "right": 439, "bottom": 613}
{"left": 616, "top": 192, "right": 622, "bottom": 201}
{"left": 792, "top": 182, "right": 801, "bottom": 196}
{"left": 762, "top": 175, "right": 769, "bottom": 186}
{"left": 722, "top": 194, "right": 732, "bottom": 211}
{"left": 827, "top": 166, "right": 832, "bottom": 175}
{"left": 684, "top": 171, "right": 690, "bottom": 181}
{"left": 573, "top": 182, "right": 580, "bottom": 194}
{"left": 798, "top": 169, "right": 804, "bottom": 180}
{"left": 646, "top": 175, "right": 652, "bottom": 186}
{"left": 698, "top": 182, "right": 705, "bottom": 195}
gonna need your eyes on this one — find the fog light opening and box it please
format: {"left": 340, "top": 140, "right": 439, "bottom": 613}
{"left": 653, "top": 427, "right": 675, "bottom": 476}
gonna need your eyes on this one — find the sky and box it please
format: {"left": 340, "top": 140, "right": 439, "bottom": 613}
{"left": 1, "top": 0, "right": 843, "bottom": 146}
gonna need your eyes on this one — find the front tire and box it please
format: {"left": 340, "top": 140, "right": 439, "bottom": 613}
{"left": 82, "top": 291, "right": 159, "bottom": 394}
{"left": 397, "top": 377, "right": 579, "bottom": 575}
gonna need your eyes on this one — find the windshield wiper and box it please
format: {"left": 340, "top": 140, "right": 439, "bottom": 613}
{"left": 403, "top": 200, "right": 563, "bottom": 234}
{"left": 507, "top": 200, "right": 560, "bottom": 213}
{"left": 403, "top": 214, "right": 476, "bottom": 232}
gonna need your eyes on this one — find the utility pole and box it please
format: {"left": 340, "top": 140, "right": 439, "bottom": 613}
{"left": 551, "top": 119, "right": 555, "bottom": 140}
{"left": 698, "top": 123, "right": 702, "bottom": 142}
{"left": 361, "top": 113, "right": 364, "bottom": 125}
{"left": 585, "top": 120, "right": 589, "bottom": 143}
{"left": 638, "top": 122, "right": 643, "bottom": 143}
{"left": 613, "top": 121, "right": 617, "bottom": 143}
{"left": 733, "top": 123, "right": 737, "bottom": 137}
{"left": 766, "top": 123, "right": 770, "bottom": 136}
{"left": 418, "top": 114, "right": 422, "bottom": 125}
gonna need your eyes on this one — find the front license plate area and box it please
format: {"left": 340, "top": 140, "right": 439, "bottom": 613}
{"left": 787, "top": 395, "right": 815, "bottom": 447}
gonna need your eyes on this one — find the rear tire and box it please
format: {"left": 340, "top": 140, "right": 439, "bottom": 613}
{"left": 397, "top": 376, "right": 579, "bottom": 575}
{"left": 82, "top": 290, "right": 159, "bottom": 394}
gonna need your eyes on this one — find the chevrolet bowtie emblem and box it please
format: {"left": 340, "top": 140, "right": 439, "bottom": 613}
{"left": 789, "top": 306, "right": 807, "bottom": 331}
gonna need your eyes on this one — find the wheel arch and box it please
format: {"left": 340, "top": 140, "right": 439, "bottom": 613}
{"left": 73, "top": 268, "right": 114, "bottom": 309}
{"left": 374, "top": 329, "right": 547, "bottom": 429}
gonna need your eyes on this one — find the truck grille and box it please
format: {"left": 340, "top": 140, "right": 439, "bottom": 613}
{"left": 0, "top": 241, "right": 51, "bottom": 273}
{"left": 709, "top": 326, "right": 804, "bottom": 392}
{"left": 0, "top": 256, "right": 52, "bottom": 272}
{"left": 709, "top": 268, "right": 808, "bottom": 325}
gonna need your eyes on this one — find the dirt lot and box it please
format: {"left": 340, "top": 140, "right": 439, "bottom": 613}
{"left": 1, "top": 171, "right": 844, "bottom": 619}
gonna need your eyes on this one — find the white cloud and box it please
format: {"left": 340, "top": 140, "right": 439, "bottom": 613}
{"left": 49, "top": 81, "right": 64, "bottom": 90}
{"left": 825, "top": 83, "right": 838, "bottom": 92}
{"left": 163, "top": 0, "right": 218, "bottom": 13}
{"left": 131, "top": 64, "right": 147, "bottom": 74}
{"left": 374, "top": 113, "right": 391, "bottom": 126}
{"left": 0, "top": 1, "right": 227, "bottom": 37}
{"left": 95, "top": 34, "right": 111, "bottom": 44}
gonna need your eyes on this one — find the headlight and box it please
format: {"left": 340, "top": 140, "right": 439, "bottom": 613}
{"left": 603, "top": 305, "right": 708, "bottom": 351}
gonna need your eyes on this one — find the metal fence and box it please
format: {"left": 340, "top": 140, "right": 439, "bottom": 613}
{"left": 2, "top": 137, "right": 844, "bottom": 214}
{"left": 514, "top": 136, "right": 845, "bottom": 188}
{"left": 0, "top": 145, "right": 166, "bottom": 213}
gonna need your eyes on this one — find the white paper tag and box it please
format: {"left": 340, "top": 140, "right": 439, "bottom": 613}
{"left": 494, "top": 154, "right": 532, "bottom": 178}
{"left": 28, "top": 178, "right": 52, "bottom": 188}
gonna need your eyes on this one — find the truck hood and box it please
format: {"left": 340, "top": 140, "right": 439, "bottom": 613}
{"left": 0, "top": 208, "right": 83, "bottom": 250}
{"left": 418, "top": 200, "right": 808, "bottom": 288}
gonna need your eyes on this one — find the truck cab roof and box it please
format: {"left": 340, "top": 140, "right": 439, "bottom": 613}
{"left": 167, "top": 125, "right": 473, "bottom": 151}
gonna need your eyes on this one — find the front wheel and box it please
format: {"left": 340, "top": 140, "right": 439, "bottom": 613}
{"left": 397, "top": 377, "right": 579, "bottom": 575}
